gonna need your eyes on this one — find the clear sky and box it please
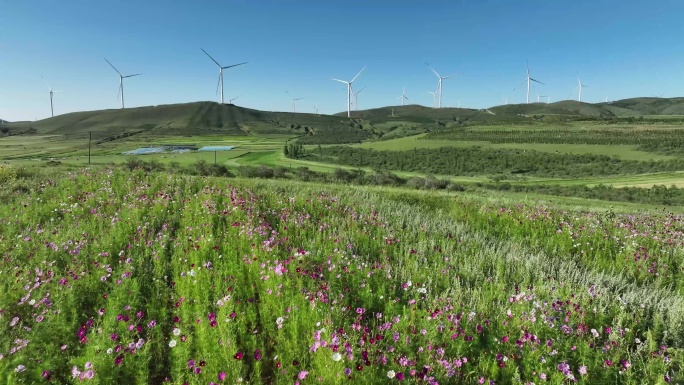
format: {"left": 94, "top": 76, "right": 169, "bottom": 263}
{"left": 1, "top": 0, "right": 683, "bottom": 121}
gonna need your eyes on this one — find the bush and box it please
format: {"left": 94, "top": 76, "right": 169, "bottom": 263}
{"left": 407, "top": 177, "right": 426, "bottom": 189}
{"left": 0, "top": 164, "right": 18, "bottom": 183}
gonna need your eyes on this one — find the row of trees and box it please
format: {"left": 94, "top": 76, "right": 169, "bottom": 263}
{"left": 310, "top": 146, "right": 684, "bottom": 178}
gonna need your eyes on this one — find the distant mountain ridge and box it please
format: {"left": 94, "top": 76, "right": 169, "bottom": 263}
{"left": 3, "top": 97, "right": 684, "bottom": 143}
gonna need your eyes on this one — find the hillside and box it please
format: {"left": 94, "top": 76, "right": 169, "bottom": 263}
{"left": 3, "top": 102, "right": 375, "bottom": 143}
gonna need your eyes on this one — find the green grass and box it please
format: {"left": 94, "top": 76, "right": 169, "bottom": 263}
{"left": 354, "top": 134, "right": 672, "bottom": 161}
{"left": 0, "top": 169, "right": 682, "bottom": 383}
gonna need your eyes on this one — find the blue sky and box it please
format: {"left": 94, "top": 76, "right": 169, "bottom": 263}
{"left": 1, "top": 0, "right": 683, "bottom": 121}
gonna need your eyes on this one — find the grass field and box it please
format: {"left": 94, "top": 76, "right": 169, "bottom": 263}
{"left": 0, "top": 170, "right": 682, "bottom": 384}
{"left": 4, "top": 103, "right": 684, "bottom": 383}
{"left": 354, "top": 134, "right": 673, "bottom": 161}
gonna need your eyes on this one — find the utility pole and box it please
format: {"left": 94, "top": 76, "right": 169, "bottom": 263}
{"left": 88, "top": 132, "right": 92, "bottom": 164}
{"left": 214, "top": 151, "right": 217, "bottom": 164}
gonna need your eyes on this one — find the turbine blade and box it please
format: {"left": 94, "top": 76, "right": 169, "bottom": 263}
{"left": 222, "top": 62, "right": 248, "bottom": 69}
{"left": 124, "top": 73, "right": 142, "bottom": 78}
{"left": 530, "top": 78, "right": 545, "bottom": 85}
{"left": 513, "top": 79, "right": 527, "bottom": 91}
{"left": 442, "top": 73, "right": 460, "bottom": 79}
{"left": 357, "top": 86, "right": 366, "bottom": 94}
{"left": 104, "top": 58, "right": 122, "bottom": 76}
{"left": 331, "top": 78, "right": 348, "bottom": 84}
{"left": 201, "top": 48, "right": 222, "bottom": 67}
{"left": 350, "top": 66, "right": 366, "bottom": 83}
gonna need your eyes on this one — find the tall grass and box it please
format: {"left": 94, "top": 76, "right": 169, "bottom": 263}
{"left": 0, "top": 170, "right": 681, "bottom": 384}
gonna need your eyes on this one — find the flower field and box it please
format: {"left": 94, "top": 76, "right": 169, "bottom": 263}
{"left": 0, "top": 169, "right": 682, "bottom": 384}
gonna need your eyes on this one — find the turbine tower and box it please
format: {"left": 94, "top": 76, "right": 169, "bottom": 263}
{"left": 514, "top": 60, "right": 544, "bottom": 104}
{"left": 42, "top": 76, "right": 61, "bottom": 117}
{"left": 575, "top": 77, "right": 589, "bottom": 102}
{"left": 426, "top": 64, "right": 460, "bottom": 108}
{"left": 398, "top": 87, "right": 409, "bottom": 106}
{"left": 314, "top": 105, "right": 318, "bottom": 115}
{"left": 286, "top": 91, "right": 303, "bottom": 113}
{"left": 105, "top": 59, "right": 141, "bottom": 109}
{"left": 353, "top": 86, "right": 366, "bottom": 111}
{"left": 201, "top": 48, "right": 247, "bottom": 105}
{"left": 428, "top": 91, "right": 437, "bottom": 108}
{"left": 331, "top": 66, "right": 366, "bottom": 118}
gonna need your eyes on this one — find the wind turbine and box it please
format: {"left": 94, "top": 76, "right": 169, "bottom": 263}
{"left": 229, "top": 96, "right": 239, "bottom": 105}
{"left": 575, "top": 77, "right": 589, "bottom": 102}
{"left": 331, "top": 66, "right": 365, "bottom": 118}
{"left": 41, "top": 76, "right": 61, "bottom": 117}
{"left": 314, "top": 105, "right": 318, "bottom": 115}
{"left": 397, "top": 87, "right": 408, "bottom": 106}
{"left": 286, "top": 91, "right": 303, "bottom": 113}
{"left": 426, "top": 63, "right": 460, "bottom": 108}
{"left": 428, "top": 91, "right": 437, "bottom": 108}
{"left": 353, "top": 86, "right": 366, "bottom": 111}
{"left": 201, "top": 48, "right": 247, "bottom": 105}
{"left": 105, "top": 59, "right": 141, "bottom": 109}
{"left": 514, "top": 60, "right": 544, "bottom": 104}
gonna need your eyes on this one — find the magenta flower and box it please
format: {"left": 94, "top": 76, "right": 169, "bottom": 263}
{"left": 254, "top": 349, "right": 261, "bottom": 361}
{"left": 298, "top": 371, "right": 309, "bottom": 380}
{"left": 218, "top": 372, "right": 227, "bottom": 381}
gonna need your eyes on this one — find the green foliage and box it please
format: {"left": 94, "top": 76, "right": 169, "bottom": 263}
{"left": 424, "top": 127, "right": 684, "bottom": 156}
{"left": 310, "top": 145, "right": 684, "bottom": 178}
{"left": 0, "top": 170, "right": 682, "bottom": 383}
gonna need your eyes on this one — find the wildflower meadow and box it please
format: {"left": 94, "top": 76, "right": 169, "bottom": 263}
{"left": 0, "top": 169, "right": 682, "bottom": 384}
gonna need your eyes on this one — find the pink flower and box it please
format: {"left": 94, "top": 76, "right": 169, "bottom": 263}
{"left": 298, "top": 371, "right": 309, "bottom": 380}
{"left": 218, "top": 372, "right": 227, "bottom": 381}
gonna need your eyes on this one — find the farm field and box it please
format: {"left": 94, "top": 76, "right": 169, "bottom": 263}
{"left": 0, "top": 170, "right": 682, "bottom": 384}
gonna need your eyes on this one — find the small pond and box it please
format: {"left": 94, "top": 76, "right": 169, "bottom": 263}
{"left": 198, "top": 146, "right": 235, "bottom": 152}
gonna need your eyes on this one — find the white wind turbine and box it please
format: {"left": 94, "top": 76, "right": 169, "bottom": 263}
{"left": 41, "top": 76, "right": 61, "bottom": 117}
{"left": 575, "top": 77, "right": 589, "bottom": 102}
{"left": 426, "top": 63, "right": 460, "bottom": 108}
{"left": 428, "top": 91, "right": 437, "bottom": 108}
{"left": 229, "top": 96, "right": 239, "bottom": 105}
{"left": 331, "top": 66, "right": 366, "bottom": 118}
{"left": 314, "top": 105, "right": 318, "bottom": 115}
{"left": 201, "top": 48, "right": 247, "bottom": 105}
{"left": 514, "top": 60, "right": 544, "bottom": 104}
{"left": 286, "top": 91, "right": 303, "bottom": 113}
{"left": 105, "top": 58, "right": 141, "bottom": 109}
{"left": 397, "top": 87, "right": 409, "bottom": 106}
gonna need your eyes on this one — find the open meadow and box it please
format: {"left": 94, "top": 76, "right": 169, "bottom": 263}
{"left": 3, "top": 102, "right": 684, "bottom": 384}
{"left": 0, "top": 169, "right": 682, "bottom": 384}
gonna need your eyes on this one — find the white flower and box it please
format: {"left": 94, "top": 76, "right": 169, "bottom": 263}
{"left": 15, "top": 364, "right": 26, "bottom": 373}
{"left": 173, "top": 328, "right": 181, "bottom": 336}
{"left": 276, "top": 317, "right": 284, "bottom": 325}
{"left": 169, "top": 340, "right": 177, "bottom": 348}
{"left": 106, "top": 348, "right": 113, "bottom": 355}
{"left": 332, "top": 353, "right": 342, "bottom": 362}
{"left": 417, "top": 288, "right": 427, "bottom": 294}
{"left": 387, "top": 370, "right": 396, "bottom": 378}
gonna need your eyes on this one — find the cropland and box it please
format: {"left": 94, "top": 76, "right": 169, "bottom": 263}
{"left": 1, "top": 98, "right": 684, "bottom": 383}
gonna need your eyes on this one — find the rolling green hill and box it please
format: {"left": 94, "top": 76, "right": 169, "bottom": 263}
{"left": 4, "top": 97, "right": 684, "bottom": 145}
{"left": 3, "top": 101, "right": 374, "bottom": 143}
